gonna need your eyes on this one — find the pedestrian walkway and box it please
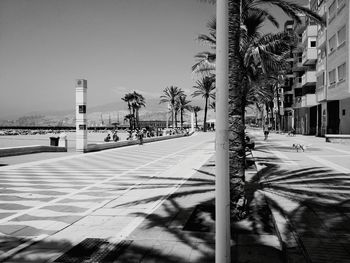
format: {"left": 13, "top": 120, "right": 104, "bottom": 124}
{"left": 251, "top": 130, "right": 350, "bottom": 263}
{"left": 0, "top": 134, "right": 215, "bottom": 262}
{"left": 0, "top": 132, "right": 286, "bottom": 263}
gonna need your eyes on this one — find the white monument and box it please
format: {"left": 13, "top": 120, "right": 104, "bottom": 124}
{"left": 190, "top": 111, "right": 195, "bottom": 133}
{"left": 75, "top": 79, "right": 87, "bottom": 152}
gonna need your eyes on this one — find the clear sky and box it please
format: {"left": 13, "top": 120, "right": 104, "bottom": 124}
{"left": 0, "top": 0, "right": 307, "bottom": 119}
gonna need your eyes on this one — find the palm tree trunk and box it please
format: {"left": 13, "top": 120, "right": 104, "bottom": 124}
{"left": 195, "top": 113, "right": 198, "bottom": 129}
{"left": 180, "top": 109, "right": 184, "bottom": 129}
{"left": 175, "top": 111, "right": 178, "bottom": 128}
{"left": 136, "top": 108, "right": 140, "bottom": 129}
{"left": 128, "top": 102, "right": 132, "bottom": 115}
{"left": 171, "top": 106, "right": 175, "bottom": 129}
{"left": 228, "top": 0, "right": 246, "bottom": 221}
{"left": 204, "top": 97, "right": 208, "bottom": 132}
{"left": 132, "top": 108, "right": 136, "bottom": 130}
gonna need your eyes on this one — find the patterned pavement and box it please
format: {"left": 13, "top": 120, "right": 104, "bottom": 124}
{"left": 0, "top": 133, "right": 215, "bottom": 262}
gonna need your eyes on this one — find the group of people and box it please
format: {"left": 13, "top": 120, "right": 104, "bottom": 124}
{"left": 126, "top": 129, "right": 146, "bottom": 145}
{"left": 263, "top": 123, "right": 296, "bottom": 140}
{"left": 104, "top": 130, "right": 119, "bottom": 142}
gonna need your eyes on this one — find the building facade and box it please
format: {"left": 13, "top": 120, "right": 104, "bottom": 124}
{"left": 283, "top": 0, "right": 350, "bottom": 136}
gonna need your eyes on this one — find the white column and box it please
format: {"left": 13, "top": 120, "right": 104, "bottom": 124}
{"left": 215, "top": 0, "right": 231, "bottom": 263}
{"left": 75, "top": 79, "right": 88, "bottom": 152}
{"left": 190, "top": 111, "right": 195, "bottom": 133}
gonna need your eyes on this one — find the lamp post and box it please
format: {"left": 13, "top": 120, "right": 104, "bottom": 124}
{"left": 215, "top": 0, "right": 230, "bottom": 262}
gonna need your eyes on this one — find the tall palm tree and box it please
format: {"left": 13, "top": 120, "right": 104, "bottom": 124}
{"left": 197, "top": 0, "right": 324, "bottom": 220}
{"left": 131, "top": 91, "right": 146, "bottom": 129}
{"left": 178, "top": 95, "right": 192, "bottom": 129}
{"left": 160, "top": 86, "right": 184, "bottom": 129}
{"left": 124, "top": 113, "right": 134, "bottom": 130}
{"left": 192, "top": 76, "right": 215, "bottom": 132}
{"left": 122, "top": 93, "right": 135, "bottom": 129}
{"left": 192, "top": 106, "right": 202, "bottom": 129}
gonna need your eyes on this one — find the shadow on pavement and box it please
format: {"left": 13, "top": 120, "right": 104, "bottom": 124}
{"left": 249, "top": 147, "right": 350, "bottom": 262}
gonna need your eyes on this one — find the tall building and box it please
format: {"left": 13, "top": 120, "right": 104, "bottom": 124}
{"left": 284, "top": 0, "right": 350, "bottom": 136}
{"left": 321, "top": 0, "right": 350, "bottom": 134}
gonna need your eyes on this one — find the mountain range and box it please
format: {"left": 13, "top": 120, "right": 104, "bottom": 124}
{"left": 0, "top": 97, "right": 214, "bottom": 126}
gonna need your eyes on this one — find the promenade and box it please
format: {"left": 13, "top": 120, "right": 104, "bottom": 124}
{"left": 0, "top": 131, "right": 350, "bottom": 262}
{"left": 0, "top": 133, "right": 216, "bottom": 262}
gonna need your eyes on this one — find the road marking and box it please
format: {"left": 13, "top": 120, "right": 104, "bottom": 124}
{"left": 308, "top": 155, "right": 350, "bottom": 174}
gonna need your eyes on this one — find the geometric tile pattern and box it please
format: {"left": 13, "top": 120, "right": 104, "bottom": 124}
{"left": 0, "top": 135, "right": 211, "bottom": 258}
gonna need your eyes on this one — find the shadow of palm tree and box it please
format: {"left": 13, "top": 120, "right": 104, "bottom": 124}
{"left": 246, "top": 151, "right": 350, "bottom": 262}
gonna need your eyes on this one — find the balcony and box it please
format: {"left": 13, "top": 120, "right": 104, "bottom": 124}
{"left": 302, "top": 25, "right": 318, "bottom": 45}
{"left": 301, "top": 71, "right": 316, "bottom": 87}
{"left": 302, "top": 48, "right": 317, "bottom": 65}
{"left": 301, "top": 94, "right": 317, "bottom": 107}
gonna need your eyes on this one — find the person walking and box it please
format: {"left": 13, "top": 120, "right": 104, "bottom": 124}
{"left": 263, "top": 124, "right": 270, "bottom": 140}
{"left": 112, "top": 130, "right": 119, "bottom": 142}
{"left": 137, "top": 129, "right": 144, "bottom": 145}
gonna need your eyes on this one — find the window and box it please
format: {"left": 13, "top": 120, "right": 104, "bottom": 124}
{"left": 329, "top": 35, "right": 336, "bottom": 52}
{"left": 329, "top": 1, "right": 336, "bottom": 18}
{"left": 329, "top": 69, "right": 336, "bottom": 84}
{"left": 342, "top": 109, "right": 346, "bottom": 116}
{"left": 338, "top": 63, "right": 346, "bottom": 81}
{"left": 338, "top": 26, "right": 346, "bottom": 46}
{"left": 310, "top": 40, "right": 316, "bottom": 47}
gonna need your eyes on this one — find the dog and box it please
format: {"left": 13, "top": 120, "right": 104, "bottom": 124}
{"left": 292, "top": 143, "right": 305, "bottom": 152}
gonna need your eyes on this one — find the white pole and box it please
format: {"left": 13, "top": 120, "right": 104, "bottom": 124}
{"left": 190, "top": 111, "right": 195, "bottom": 133}
{"left": 215, "top": 0, "right": 231, "bottom": 262}
{"left": 75, "top": 79, "right": 88, "bottom": 153}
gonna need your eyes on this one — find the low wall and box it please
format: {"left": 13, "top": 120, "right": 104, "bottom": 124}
{"left": 325, "top": 134, "right": 350, "bottom": 144}
{"left": 0, "top": 145, "right": 67, "bottom": 157}
{"left": 87, "top": 133, "right": 188, "bottom": 152}
{"left": 0, "top": 133, "right": 193, "bottom": 157}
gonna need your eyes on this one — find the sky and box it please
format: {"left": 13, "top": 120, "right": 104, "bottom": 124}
{"left": 0, "top": 0, "right": 307, "bottom": 119}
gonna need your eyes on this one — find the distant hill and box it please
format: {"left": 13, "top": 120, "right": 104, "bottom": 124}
{"left": 1, "top": 97, "right": 214, "bottom": 126}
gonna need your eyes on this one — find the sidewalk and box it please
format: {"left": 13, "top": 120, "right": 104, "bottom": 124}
{"left": 0, "top": 135, "right": 284, "bottom": 263}
{"left": 251, "top": 131, "right": 350, "bottom": 263}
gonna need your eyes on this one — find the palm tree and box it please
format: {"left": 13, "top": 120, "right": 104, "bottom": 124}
{"left": 196, "top": 0, "right": 324, "bottom": 220}
{"left": 192, "top": 76, "right": 215, "bottom": 132}
{"left": 124, "top": 113, "right": 134, "bottom": 130}
{"left": 131, "top": 91, "right": 146, "bottom": 129}
{"left": 177, "top": 95, "right": 192, "bottom": 129}
{"left": 122, "top": 93, "right": 135, "bottom": 129}
{"left": 192, "top": 106, "right": 202, "bottom": 129}
{"left": 160, "top": 86, "right": 184, "bottom": 129}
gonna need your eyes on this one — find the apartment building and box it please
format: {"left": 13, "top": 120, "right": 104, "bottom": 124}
{"left": 282, "top": 0, "right": 350, "bottom": 136}
{"left": 320, "top": 0, "right": 350, "bottom": 135}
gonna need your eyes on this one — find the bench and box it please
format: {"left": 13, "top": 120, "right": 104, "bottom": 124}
{"left": 325, "top": 134, "right": 350, "bottom": 144}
